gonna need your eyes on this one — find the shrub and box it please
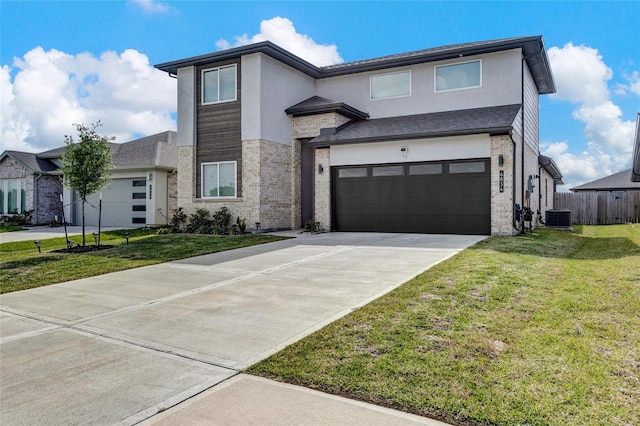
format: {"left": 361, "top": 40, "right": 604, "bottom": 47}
{"left": 212, "top": 207, "right": 231, "bottom": 230}
{"left": 1, "top": 210, "right": 33, "bottom": 226}
{"left": 170, "top": 207, "right": 188, "bottom": 230}
{"left": 187, "top": 208, "right": 214, "bottom": 234}
{"left": 236, "top": 216, "right": 247, "bottom": 233}
{"left": 304, "top": 219, "right": 320, "bottom": 233}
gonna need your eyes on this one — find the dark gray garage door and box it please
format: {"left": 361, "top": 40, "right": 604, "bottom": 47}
{"left": 332, "top": 159, "right": 490, "bottom": 235}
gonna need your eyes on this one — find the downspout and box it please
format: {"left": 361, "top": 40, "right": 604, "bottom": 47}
{"left": 538, "top": 165, "right": 543, "bottom": 211}
{"left": 34, "top": 173, "right": 42, "bottom": 225}
{"left": 521, "top": 56, "right": 525, "bottom": 212}
{"left": 509, "top": 129, "right": 519, "bottom": 230}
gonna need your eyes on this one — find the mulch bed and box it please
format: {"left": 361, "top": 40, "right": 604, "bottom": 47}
{"left": 52, "top": 245, "right": 114, "bottom": 253}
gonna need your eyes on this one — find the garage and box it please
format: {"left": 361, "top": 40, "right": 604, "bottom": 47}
{"left": 332, "top": 159, "right": 490, "bottom": 235}
{"left": 73, "top": 178, "right": 147, "bottom": 227}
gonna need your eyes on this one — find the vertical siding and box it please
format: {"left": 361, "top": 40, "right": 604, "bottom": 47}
{"left": 554, "top": 192, "right": 640, "bottom": 224}
{"left": 523, "top": 64, "right": 539, "bottom": 152}
{"left": 195, "top": 59, "right": 242, "bottom": 198}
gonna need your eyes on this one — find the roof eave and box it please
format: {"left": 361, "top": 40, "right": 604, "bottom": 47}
{"left": 155, "top": 37, "right": 555, "bottom": 95}
{"left": 308, "top": 127, "right": 511, "bottom": 148}
{"left": 538, "top": 154, "right": 563, "bottom": 183}
{"left": 155, "top": 41, "right": 322, "bottom": 77}
{"left": 285, "top": 103, "right": 369, "bottom": 121}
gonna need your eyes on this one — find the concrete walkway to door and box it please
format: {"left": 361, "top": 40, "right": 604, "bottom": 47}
{"left": 0, "top": 232, "right": 484, "bottom": 425}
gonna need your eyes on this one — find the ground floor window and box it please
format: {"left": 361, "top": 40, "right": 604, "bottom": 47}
{"left": 0, "top": 178, "right": 26, "bottom": 214}
{"left": 201, "top": 161, "right": 237, "bottom": 198}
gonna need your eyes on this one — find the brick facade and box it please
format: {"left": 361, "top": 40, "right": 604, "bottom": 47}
{"left": 176, "top": 140, "right": 293, "bottom": 231}
{"left": 314, "top": 148, "right": 331, "bottom": 229}
{"left": 0, "top": 155, "right": 63, "bottom": 225}
{"left": 292, "top": 113, "right": 351, "bottom": 139}
{"left": 490, "top": 135, "right": 515, "bottom": 235}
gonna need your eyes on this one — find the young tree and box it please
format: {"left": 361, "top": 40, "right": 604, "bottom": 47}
{"left": 61, "top": 122, "right": 113, "bottom": 246}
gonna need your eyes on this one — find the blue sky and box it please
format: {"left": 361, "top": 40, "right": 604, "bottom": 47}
{"left": 2, "top": 0, "right": 639, "bottom": 190}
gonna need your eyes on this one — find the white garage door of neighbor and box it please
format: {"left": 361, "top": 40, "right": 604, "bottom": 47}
{"left": 74, "top": 178, "right": 147, "bottom": 227}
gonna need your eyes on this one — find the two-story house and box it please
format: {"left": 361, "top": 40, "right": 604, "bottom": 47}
{"left": 155, "top": 36, "right": 563, "bottom": 235}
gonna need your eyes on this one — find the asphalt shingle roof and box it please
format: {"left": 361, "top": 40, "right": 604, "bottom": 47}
{"left": 309, "top": 104, "right": 522, "bottom": 146}
{"left": 571, "top": 169, "right": 640, "bottom": 192}
{"left": 2, "top": 151, "right": 59, "bottom": 173}
{"left": 2, "top": 131, "right": 177, "bottom": 173}
{"left": 285, "top": 96, "right": 369, "bottom": 120}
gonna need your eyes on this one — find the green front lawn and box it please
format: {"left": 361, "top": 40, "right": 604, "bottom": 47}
{"left": 248, "top": 225, "right": 640, "bottom": 425}
{"left": 1, "top": 229, "right": 288, "bottom": 293}
{"left": 0, "top": 223, "right": 25, "bottom": 232}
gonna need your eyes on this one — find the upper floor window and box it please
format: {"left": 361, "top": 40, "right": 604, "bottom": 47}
{"left": 202, "top": 64, "right": 237, "bottom": 104}
{"left": 370, "top": 70, "right": 411, "bottom": 100}
{"left": 435, "top": 60, "right": 481, "bottom": 92}
{"left": 202, "top": 161, "right": 237, "bottom": 198}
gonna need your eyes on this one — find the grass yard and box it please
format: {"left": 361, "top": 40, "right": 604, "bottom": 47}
{"left": 0, "top": 229, "right": 288, "bottom": 293}
{"left": 248, "top": 225, "right": 640, "bottom": 425}
{"left": 0, "top": 223, "right": 25, "bottom": 232}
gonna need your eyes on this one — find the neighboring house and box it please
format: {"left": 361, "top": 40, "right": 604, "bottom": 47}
{"left": 0, "top": 131, "right": 177, "bottom": 227}
{"left": 571, "top": 169, "right": 640, "bottom": 193}
{"left": 0, "top": 151, "right": 63, "bottom": 224}
{"left": 155, "top": 36, "right": 562, "bottom": 235}
{"left": 633, "top": 113, "right": 640, "bottom": 182}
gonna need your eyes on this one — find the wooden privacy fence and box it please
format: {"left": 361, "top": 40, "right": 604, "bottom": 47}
{"left": 554, "top": 191, "right": 640, "bottom": 225}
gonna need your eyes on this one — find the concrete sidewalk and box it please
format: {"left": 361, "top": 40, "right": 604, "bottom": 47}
{"left": 0, "top": 225, "right": 133, "bottom": 243}
{"left": 1, "top": 232, "right": 482, "bottom": 425}
{"left": 142, "top": 374, "right": 449, "bottom": 426}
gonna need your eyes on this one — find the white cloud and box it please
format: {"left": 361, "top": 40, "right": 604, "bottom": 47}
{"left": 1, "top": 47, "right": 176, "bottom": 153}
{"left": 216, "top": 17, "right": 343, "bottom": 67}
{"left": 545, "top": 42, "right": 637, "bottom": 189}
{"left": 130, "top": 0, "right": 171, "bottom": 14}
{"left": 615, "top": 71, "right": 640, "bottom": 96}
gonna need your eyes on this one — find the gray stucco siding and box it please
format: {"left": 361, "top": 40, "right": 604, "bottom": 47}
{"left": 241, "top": 53, "right": 316, "bottom": 144}
{"left": 177, "top": 67, "right": 196, "bottom": 148}
{"left": 317, "top": 49, "right": 523, "bottom": 119}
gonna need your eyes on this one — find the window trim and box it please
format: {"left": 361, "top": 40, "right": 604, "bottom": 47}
{"left": 201, "top": 64, "right": 237, "bottom": 105}
{"left": 370, "top": 70, "right": 412, "bottom": 100}
{"left": 434, "top": 59, "right": 482, "bottom": 93}
{"left": 201, "top": 161, "right": 237, "bottom": 199}
{"left": 0, "top": 178, "right": 27, "bottom": 215}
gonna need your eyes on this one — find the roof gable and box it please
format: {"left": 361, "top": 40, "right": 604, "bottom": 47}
{"left": 0, "top": 150, "right": 59, "bottom": 174}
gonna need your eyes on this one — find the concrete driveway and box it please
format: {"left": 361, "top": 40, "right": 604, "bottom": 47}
{"left": 0, "top": 232, "right": 484, "bottom": 425}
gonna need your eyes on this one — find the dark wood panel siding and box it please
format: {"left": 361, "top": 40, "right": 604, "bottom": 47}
{"left": 195, "top": 59, "right": 242, "bottom": 198}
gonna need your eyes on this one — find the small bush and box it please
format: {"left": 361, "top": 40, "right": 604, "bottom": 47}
{"left": 170, "top": 207, "right": 188, "bottom": 230}
{"left": 212, "top": 207, "right": 231, "bottom": 230}
{"left": 1, "top": 210, "right": 33, "bottom": 226}
{"left": 304, "top": 219, "right": 320, "bottom": 233}
{"left": 187, "top": 208, "right": 214, "bottom": 234}
{"left": 236, "top": 217, "right": 247, "bottom": 233}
